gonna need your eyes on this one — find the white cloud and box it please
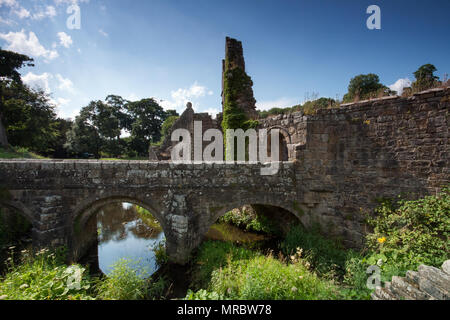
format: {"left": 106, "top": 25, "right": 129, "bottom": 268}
{"left": 256, "top": 97, "right": 298, "bottom": 111}
{"left": 14, "top": 7, "right": 30, "bottom": 19}
{"left": 57, "top": 31, "right": 72, "bottom": 48}
{"left": 54, "top": 0, "right": 90, "bottom": 5}
{"left": 201, "top": 108, "right": 220, "bottom": 118}
{"left": 0, "top": 0, "right": 17, "bottom": 7}
{"left": 0, "top": 29, "right": 59, "bottom": 60}
{"left": 161, "top": 82, "right": 213, "bottom": 114}
{"left": 22, "top": 72, "right": 52, "bottom": 93}
{"left": 389, "top": 78, "right": 412, "bottom": 95}
{"left": 32, "top": 5, "right": 57, "bottom": 20}
{"left": 98, "top": 29, "right": 108, "bottom": 37}
{"left": 56, "top": 74, "right": 75, "bottom": 93}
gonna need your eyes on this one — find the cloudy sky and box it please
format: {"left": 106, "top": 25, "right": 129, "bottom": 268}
{"left": 1, "top": 0, "right": 449, "bottom": 119}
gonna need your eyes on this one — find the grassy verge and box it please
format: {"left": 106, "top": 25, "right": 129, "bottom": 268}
{"left": 0, "top": 146, "right": 46, "bottom": 159}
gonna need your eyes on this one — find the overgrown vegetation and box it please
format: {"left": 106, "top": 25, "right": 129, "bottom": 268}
{"left": 218, "top": 207, "right": 279, "bottom": 235}
{"left": 187, "top": 188, "right": 449, "bottom": 300}
{"left": 0, "top": 249, "right": 168, "bottom": 300}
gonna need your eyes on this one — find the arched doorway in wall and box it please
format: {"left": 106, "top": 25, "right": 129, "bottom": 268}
{"left": 267, "top": 126, "right": 291, "bottom": 161}
{"left": 75, "top": 199, "right": 165, "bottom": 277}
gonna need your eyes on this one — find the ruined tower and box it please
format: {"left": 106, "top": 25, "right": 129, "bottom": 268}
{"left": 221, "top": 37, "right": 258, "bottom": 121}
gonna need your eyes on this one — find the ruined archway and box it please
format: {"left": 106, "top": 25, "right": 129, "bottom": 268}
{"left": 268, "top": 126, "right": 291, "bottom": 161}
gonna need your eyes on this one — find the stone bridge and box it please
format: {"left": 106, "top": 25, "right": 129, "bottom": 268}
{"left": 0, "top": 160, "right": 305, "bottom": 264}
{"left": 0, "top": 87, "right": 448, "bottom": 264}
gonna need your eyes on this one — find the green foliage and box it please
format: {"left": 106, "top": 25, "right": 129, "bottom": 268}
{"left": 126, "top": 98, "right": 167, "bottom": 156}
{"left": 0, "top": 248, "right": 95, "bottom": 300}
{"left": 159, "top": 115, "right": 179, "bottom": 142}
{"left": 0, "top": 146, "right": 46, "bottom": 159}
{"left": 190, "top": 241, "right": 258, "bottom": 290}
{"left": 218, "top": 208, "right": 279, "bottom": 235}
{"left": 152, "top": 240, "right": 168, "bottom": 266}
{"left": 185, "top": 289, "right": 224, "bottom": 300}
{"left": 221, "top": 61, "right": 258, "bottom": 160}
{"left": 0, "top": 49, "right": 34, "bottom": 84}
{"left": 280, "top": 224, "right": 348, "bottom": 279}
{"left": 95, "top": 259, "right": 149, "bottom": 300}
{"left": 187, "top": 242, "right": 339, "bottom": 300}
{"left": 301, "top": 97, "right": 335, "bottom": 115}
{"left": 412, "top": 64, "right": 440, "bottom": 92}
{"left": 342, "top": 187, "right": 450, "bottom": 299}
{"left": 343, "top": 73, "right": 395, "bottom": 102}
{"left": 365, "top": 187, "right": 449, "bottom": 277}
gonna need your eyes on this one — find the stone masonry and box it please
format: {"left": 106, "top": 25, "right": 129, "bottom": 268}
{"left": 372, "top": 260, "right": 450, "bottom": 300}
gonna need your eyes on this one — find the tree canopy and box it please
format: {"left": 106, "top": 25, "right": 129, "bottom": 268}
{"left": 343, "top": 73, "right": 395, "bottom": 103}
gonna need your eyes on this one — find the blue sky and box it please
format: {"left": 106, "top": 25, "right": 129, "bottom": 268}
{"left": 1, "top": 0, "right": 449, "bottom": 119}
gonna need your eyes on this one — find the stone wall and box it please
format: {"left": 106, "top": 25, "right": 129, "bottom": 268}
{"left": 372, "top": 260, "right": 450, "bottom": 300}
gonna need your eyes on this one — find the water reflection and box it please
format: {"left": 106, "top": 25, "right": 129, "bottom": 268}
{"left": 95, "top": 202, "right": 164, "bottom": 277}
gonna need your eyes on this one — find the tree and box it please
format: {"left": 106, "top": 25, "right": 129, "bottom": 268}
{"left": 1, "top": 81, "right": 59, "bottom": 154}
{"left": 343, "top": 73, "right": 395, "bottom": 103}
{"left": 412, "top": 64, "right": 439, "bottom": 92}
{"left": 159, "top": 115, "right": 179, "bottom": 143}
{"left": 126, "top": 98, "right": 167, "bottom": 156}
{"left": 65, "top": 99, "right": 126, "bottom": 158}
{"left": 0, "top": 49, "right": 34, "bottom": 147}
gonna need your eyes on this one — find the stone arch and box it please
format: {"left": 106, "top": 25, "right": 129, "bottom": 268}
{"left": 267, "top": 126, "right": 291, "bottom": 161}
{"left": 69, "top": 194, "right": 167, "bottom": 262}
{"left": 199, "top": 196, "right": 305, "bottom": 239}
{"left": 0, "top": 200, "right": 35, "bottom": 225}
{"left": 0, "top": 199, "right": 35, "bottom": 249}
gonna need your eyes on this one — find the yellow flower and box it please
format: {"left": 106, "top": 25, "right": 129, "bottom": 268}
{"left": 377, "top": 237, "right": 386, "bottom": 244}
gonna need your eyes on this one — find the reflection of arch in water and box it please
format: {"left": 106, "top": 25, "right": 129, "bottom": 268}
{"left": 267, "top": 126, "right": 291, "bottom": 161}
{"left": 203, "top": 198, "right": 304, "bottom": 240}
{"left": 70, "top": 195, "right": 165, "bottom": 262}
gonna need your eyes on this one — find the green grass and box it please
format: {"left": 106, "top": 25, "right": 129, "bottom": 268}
{"left": 186, "top": 241, "right": 340, "bottom": 300}
{"left": 0, "top": 248, "right": 95, "bottom": 300}
{"left": 0, "top": 249, "right": 168, "bottom": 300}
{"left": 0, "top": 146, "right": 46, "bottom": 159}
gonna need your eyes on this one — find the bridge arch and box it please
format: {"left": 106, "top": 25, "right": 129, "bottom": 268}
{"left": 69, "top": 193, "right": 167, "bottom": 262}
{"left": 198, "top": 196, "right": 306, "bottom": 239}
{"left": 0, "top": 199, "right": 35, "bottom": 225}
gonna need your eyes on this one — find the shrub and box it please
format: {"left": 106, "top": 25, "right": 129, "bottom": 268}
{"left": 95, "top": 259, "right": 149, "bottom": 300}
{"left": 0, "top": 248, "right": 95, "bottom": 300}
{"left": 365, "top": 187, "right": 449, "bottom": 280}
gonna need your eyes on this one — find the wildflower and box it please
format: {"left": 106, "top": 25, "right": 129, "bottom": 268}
{"left": 291, "top": 286, "right": 298, "bottom": 292}
{"left": 377, "top": 237, "right": 386, "bottom": 244}
{"left": 19, "top": 284, "right": 29, "bottom": 289}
